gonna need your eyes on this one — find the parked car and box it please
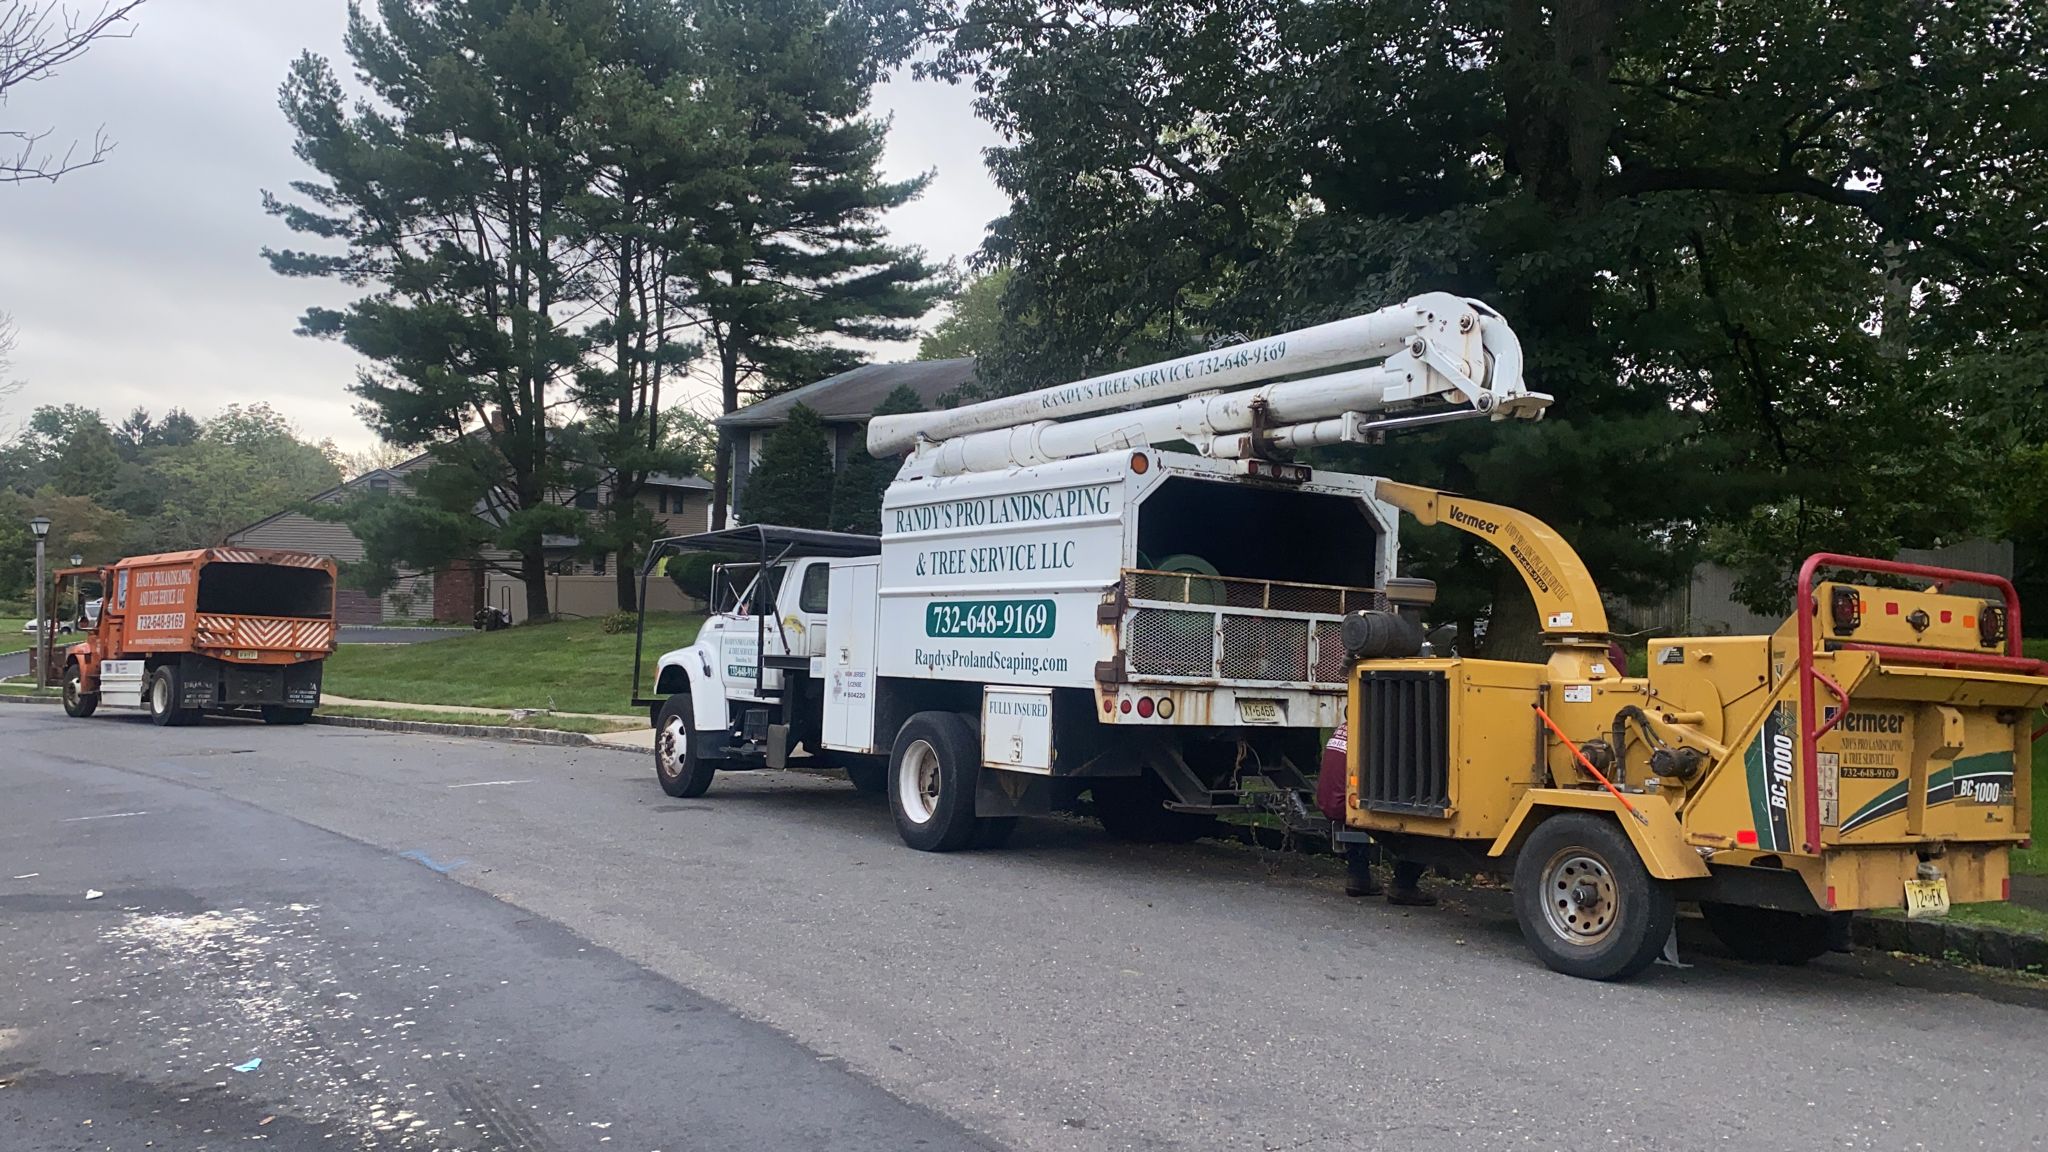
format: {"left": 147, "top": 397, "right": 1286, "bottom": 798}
{"left": 20, "top": 617, "right": 74, "bottom": 636}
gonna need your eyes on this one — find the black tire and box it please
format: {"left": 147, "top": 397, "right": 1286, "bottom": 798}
{"left": 1511, "top": 812, "right": 1675, "bottom": 981}
{"left": 889, "top": 711, "right": 983, "bottom": 852}
{"left": 1698, "top": 902, "right": 1834, "bottom": 965}
{"left": 145, "top": 666, "right": 191, "bottom": 727}
{"left": 260, "top": 705, "right": 312, "bottom": 726}
{"left": 1092, "top": 774, "right": 1217, "bottom": 843}
{"left": 844, "top": 759, "right": 887, "bottom": 794}
{"left": 62, "top": 662, "right": 98, "bottom": 718}
{"left": 654, "top": 694, "right": 716, "bottom": 798}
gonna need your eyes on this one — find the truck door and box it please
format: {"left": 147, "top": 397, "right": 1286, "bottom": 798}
{"left": 823, "top": 560, "right": 879, "bottom": 752}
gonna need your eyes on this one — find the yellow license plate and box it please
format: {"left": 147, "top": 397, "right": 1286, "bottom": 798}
{"left": 238, "top": 649, "right": 259, "bottom": 660}
{"left": 1237, "top": 699, "right": 1284, "bottom": 724}
{"left": 1904, "top": 878, "right": 1950, "bottom": 919}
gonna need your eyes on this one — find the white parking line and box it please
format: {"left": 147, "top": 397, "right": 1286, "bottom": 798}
{"left": 445, "top": 779, "right": 532, "bottom": 789}
{"left": 63, "top": 811, "right": 148, "bottom": 822}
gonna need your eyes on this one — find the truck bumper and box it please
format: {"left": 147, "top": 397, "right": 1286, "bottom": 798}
{"left": 179, "top": 655, "right": 323, "bottom": 710}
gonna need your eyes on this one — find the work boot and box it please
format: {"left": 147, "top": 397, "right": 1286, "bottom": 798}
{"left": 1387, "top": 887, "right": 1438, "bottom": 908}
{"left": 1343, "top": 851, "right": 1381, "bottom": 898}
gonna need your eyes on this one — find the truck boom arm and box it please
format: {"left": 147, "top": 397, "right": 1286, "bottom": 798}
{"left": 871, "top": 293, "right": 1549, "bottom": 475}
{"left": 1374, "top": 480, "right": 1609, "bottom": 638}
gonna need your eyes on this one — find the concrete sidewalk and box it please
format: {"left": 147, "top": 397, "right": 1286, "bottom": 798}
{"left": 318, "top": 694, "right": 655, "bottom": 751}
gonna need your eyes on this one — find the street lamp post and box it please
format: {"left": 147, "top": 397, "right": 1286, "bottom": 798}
{"left": 28, "top": 516, "right": 51, "bottom": 687}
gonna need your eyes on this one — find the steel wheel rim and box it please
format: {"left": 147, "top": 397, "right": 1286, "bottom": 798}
{"left": 150, "top": 675, "right": 169, "bottom": 715}
{"left": 898, "top": 739, "right": 941, "bottom": 824}
{"left": 1540, "top": 847, "right": 1619, "bottom": 947}
{"left": 657, "top": 715, "right": 688, "bottom": 779}
{"left": 64, "top": 668, "right": 80, "bottom": 706}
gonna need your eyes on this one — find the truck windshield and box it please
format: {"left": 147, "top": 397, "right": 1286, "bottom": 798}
{"left": 198, "top": 562, "right": 334, "bottom": 618}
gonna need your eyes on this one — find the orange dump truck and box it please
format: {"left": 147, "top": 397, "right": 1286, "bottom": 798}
{"left": 54, "top": 548, "right": 339, "bottom": 726}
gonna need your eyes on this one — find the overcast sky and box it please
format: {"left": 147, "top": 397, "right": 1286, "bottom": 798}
{"left": 0, "top": 0, "right": 1007, "bottom": 452}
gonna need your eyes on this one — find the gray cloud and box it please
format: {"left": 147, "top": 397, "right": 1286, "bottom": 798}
{"left": 0, "top": 0, "right": 1006, "bottom": 450}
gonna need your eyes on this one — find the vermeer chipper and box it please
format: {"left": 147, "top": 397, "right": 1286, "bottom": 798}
{"left": 1340, "top": 482, "right": 2048, "bottom": 979}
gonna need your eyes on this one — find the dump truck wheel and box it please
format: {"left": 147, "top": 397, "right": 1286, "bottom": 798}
{"left": 1092, "top": 774, "right": 1216, "bottom": 843}
{"left": 654, "top": 694, "right": 715, "bottom": 798}
{"left": 889, "top": 712, "right": 983, "bottom": 852}
{"left": 145, "top": 667, "right": 191, "bottom": 727}
{"left": 1511, "top": 813, "right": 1675, "bottom": 981}
{"left": 260, "top": 706, "right": 312, "bottom": 726}
{"left": 62, "top": 663, "right": 97, "bottom": 718}
{"left": 843, "top": 760, "right": 887, "bottom": 794}
{"left": 1698, "top": 902, "right": 1834, "bottom": 965}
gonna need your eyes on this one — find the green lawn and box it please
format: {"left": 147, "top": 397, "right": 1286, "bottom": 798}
{"left": 323, "top": 613, "right": 702, "bottom": 716}
{"left": 0, "top": 619, "right": 30, "bottom": 643}
{"left": 2016, "top": 639, "right": 2048, "bottom": 875}
{"left": 317, "top": 703, "right": 641, "bottom": 734}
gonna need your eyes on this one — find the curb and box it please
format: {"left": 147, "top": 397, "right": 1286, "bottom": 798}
{"left": 309, "top": 712, "right": 642, "bottom": 754}
{"left": 0, "top": 691, "right": 61, "bottom": 706}
{"left": 1854, "top": 913, "right": 2048, "bottom": 972}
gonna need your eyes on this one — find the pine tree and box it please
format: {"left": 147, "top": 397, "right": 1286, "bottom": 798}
{"left": 741, "top": 405, "right": 834, "bottom": 529}
{"left": 828, "top": 385, "right": 924, "bottom": 534}
{"left": 684, "top": 0, "right": 946, "bottom": 527}
{"left": 264, "top": 0, "right": 610, "bottom": 619}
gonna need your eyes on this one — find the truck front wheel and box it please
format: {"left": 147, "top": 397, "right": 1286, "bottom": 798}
{"left": 655, "top": 694, "right": 716, "bottom": 798}
{"left": 62, "top": 662, "right": 97, "bottom": 718}
{"left": 890, "top": 712, "right": 984, "bottom": 852}
{"left": 1511, "top": 813, "right": 1675, "bottom": 981}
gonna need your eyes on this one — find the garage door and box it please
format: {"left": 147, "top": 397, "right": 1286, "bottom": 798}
{"left": 334, "top": 589, "right": 382, "bottom": 625}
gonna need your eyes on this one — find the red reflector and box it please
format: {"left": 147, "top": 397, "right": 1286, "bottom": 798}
{"left": 1101, "top": 696, "right": 1114, "bottom": 713}
{"left": 1940, "top": 610, "right": 1953, "bottom": 624}
{"left": 1118, "top": 698, "right": 1132, "bottom": 714}
{"left": 2004, "top": 877, "right": 2012, "bottom": 901}
{"left": 1825, "top": 886, "right": 1836, "bottom": 909}
{"left": 1136, "top": 696, "right": 1155, "bottom": 718}
{"left": 1736, "top": 829, "right": 1759, "bottom": 846}
{"left": 1885, "top": 602, "right": 1899, "bottom": 616}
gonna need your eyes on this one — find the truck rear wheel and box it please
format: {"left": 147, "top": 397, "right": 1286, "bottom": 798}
{"left": 1511, "top": 813, "right": 1675, "bottom": 981}
{"left": 1698, "top": 902, "right": 1835, "bottom": 965}
{"left": 655, "top": 694, "right": 716, "bottom": 798}
{"left": 62, "top": 662, "right": 97, "bottom": 718}
{"left": 889, "top": 712, "right": 985, "bottom": 852}
{"left": 145, "top": 666, "right": 195, "bottom": 727}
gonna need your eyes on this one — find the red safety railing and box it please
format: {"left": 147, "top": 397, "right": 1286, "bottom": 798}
{"left": 1794, "top": 553, "right": 2042, "bottom": 854}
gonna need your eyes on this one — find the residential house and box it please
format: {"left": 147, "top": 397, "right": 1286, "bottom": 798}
{"left": 227, "top": 454, "right": 714, "bottom": 624}
{"left": 717, "top": 357, "right": 976, "bottom": 521}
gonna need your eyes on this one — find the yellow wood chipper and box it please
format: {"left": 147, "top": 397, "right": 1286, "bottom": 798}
{"left": 1341, "top": 480, "right": 2048, "bottom": 979}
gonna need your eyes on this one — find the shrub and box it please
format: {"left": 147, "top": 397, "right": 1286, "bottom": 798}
{"left": 599, "top": 610, "right": 637, "bottom": 634}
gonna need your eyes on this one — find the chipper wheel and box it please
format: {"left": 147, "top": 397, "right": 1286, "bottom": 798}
{"left": 1511, "top": 813, "right": 1676, "bottom": 981}
{"left": 62, "top": 661, "right": 98, "bottom": 718}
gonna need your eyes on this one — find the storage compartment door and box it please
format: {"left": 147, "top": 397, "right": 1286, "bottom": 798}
{"left": 982, "top": 687, "right": 1054, "bottom": 774}
{"left": 823, "top": 563, "right": 879, "bottom": 752}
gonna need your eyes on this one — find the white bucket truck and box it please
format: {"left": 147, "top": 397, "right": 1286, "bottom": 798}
{"left": 631, "top": 293, "right": 1547, "bottom": 851}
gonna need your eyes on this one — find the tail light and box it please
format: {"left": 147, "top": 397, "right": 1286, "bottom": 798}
{"left": 1828, "top": 586, "right": 1862, "bottom": 636}
{"left": 1979, "top": 603, "right": 2008, "bottom": 648}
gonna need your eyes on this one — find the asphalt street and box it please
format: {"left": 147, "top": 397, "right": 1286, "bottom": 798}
{"left": 5, "top": 705, "right": 2047, "bottom": 1151}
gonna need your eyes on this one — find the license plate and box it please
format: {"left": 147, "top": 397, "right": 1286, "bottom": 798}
{"left": 1237, "top": 698, "right": 1284, "bottom": 725}
{"left": 238, "top": 650, "right": 259, "bottom": 660}
{"left": 1904, "top": 878, "right": 1951, "bottom": 919}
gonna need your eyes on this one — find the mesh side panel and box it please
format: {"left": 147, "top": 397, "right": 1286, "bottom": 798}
{"left": 1218, "top": 615, "right": 1311, "bottom": 681}
{"left": 1127, "top": 608, "right": 1216, "bottom": 677}
{"left": 1123, "top": 568, "right": 1378, "bottom": 612}
{"left": 1268, "top": 583, "right": 1344, "bottom": 614}
{"left": 1311, "top": 623, "right": 1349, "bottom": 685}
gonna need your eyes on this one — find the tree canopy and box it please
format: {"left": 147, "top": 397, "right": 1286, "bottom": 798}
{"left": 922, "top": 0, "right": 2048, "bottom": 648}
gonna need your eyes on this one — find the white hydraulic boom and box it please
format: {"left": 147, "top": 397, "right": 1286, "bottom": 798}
{"left": 869, "top": 292, "right": 1548, "bottom": 476}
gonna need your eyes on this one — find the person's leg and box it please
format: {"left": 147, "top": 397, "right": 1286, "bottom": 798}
{"left": 1386, "top": 857, "right": 1437, "bottom": 907}
{"left": 1343, "top": 842, "right": 1382, "bottom": 898}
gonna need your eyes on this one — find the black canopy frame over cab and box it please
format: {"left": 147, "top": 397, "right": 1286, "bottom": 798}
{"left": 630, "top": 525, "right": 880, "bottom": 710}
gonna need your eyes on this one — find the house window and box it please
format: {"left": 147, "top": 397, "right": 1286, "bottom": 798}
{"left": 574, "top": 489, "right": 599, "bottom": 510}
{"left": 368, "top": 477, "right": 390, "bottom": 495}
{"left": 594, "top": 553, "right": 607, "bottom": 576}
{"left": 656, "top": 490, "right": 672, "bottom": 514}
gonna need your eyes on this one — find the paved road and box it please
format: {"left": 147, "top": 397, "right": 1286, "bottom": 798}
{"left": 4, "top": 707, "right": 2046, "bottom": 1151}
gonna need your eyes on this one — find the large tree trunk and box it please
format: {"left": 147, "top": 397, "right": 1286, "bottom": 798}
{"left": 520, "top": 550, "right": 550, "bottom": 621}
{"left": 1478, "top": 563, "right": 1547, "bottom": 664}
{"left": 614, "top": 540, "right": 638, "bottom": 612}
{"left": 711, "top": 340, "right": 741, "bottom": 529}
